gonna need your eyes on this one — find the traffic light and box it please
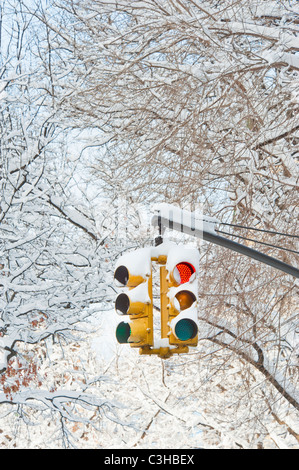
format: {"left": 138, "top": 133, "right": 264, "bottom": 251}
{"left": 114, "top": 248, "right": 153, "bottom": 350}
{"left": 164, "top": 246, "right": 199, "bottom": 347}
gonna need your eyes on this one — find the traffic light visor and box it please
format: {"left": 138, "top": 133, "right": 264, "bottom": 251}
{"left": 175, "top": 319, "right": 197, "bottom": 341}
{"left": 114, "top": 265, "right": 129, "bottom": 286}
{"left": 116, "top": 322, "right": 130, "bottom": 343}
{"left": 173, "top": 262, "right": 195, "bottom": 285}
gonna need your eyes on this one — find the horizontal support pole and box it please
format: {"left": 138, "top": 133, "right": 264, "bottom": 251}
{"left": 203, "top": 230, "right": 299, "bottom": 279}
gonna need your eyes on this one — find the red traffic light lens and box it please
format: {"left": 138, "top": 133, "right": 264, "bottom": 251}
{"left": 173, "top": 262, "right": 195, "bottom": 285}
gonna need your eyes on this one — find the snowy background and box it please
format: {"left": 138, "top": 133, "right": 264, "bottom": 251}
{"left": 0, "top": 0, "right": 298, "bottom": 449}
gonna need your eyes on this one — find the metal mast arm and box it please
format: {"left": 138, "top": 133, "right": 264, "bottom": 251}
{"left": 152, "top": 209, "right": 299, "bottom": 279}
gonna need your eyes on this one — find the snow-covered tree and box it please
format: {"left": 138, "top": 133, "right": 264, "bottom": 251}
{"left": 41, "top": 0, "right": 298, "bottom": 447}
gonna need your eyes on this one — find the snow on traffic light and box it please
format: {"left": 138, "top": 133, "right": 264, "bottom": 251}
{"left": 114, "top": 248, "right": 153, "bottom": 349}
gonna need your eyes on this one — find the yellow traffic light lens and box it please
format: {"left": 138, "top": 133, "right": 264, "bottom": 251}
{"left": 173, "top": 262, "right": 195, "bottom": 285}
{"left": 175, "top": 290, "right": 196, "bottom": 310}
{"left": 115, "top": 293, "right": 130, "bottom": 315}
{"left": 116, "top": 322, "right": 131, "bottom": 343}
{"left": 175, "top": 319, "right": 197, "bottom": 341}
{"left": 114, "top": 265, "right": 129, "bottom": 286}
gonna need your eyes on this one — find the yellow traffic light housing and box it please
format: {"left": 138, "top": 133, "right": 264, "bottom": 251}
{"left": 114, "top": 248, "right": 153, "bottom": 350}
{"left": 114, "top": 244, "right": 199, "bottom": 358}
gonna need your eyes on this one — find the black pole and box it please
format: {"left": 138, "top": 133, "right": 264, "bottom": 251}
{"left": 152, "top": 214, "right": 299, "bottom": 278}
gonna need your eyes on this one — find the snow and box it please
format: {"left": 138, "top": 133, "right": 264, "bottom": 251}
{"left": 221, "top": 21, "right": 299, "bottom": 50}
{"left": 261, "top": 51, "right": 299, "bottom": 70}
{"left": 91, "top": 310, "right": 120, "bottom": 361}
{"left": 169, "top": 304, "right": 198, "bottom": 334}
{"left": 116, "top": 242, "right": 200, "bottom": 283}
{"left": 152, "top": 337, "right": 176, "bottom": 349}
{"left": 166, "top": 244, "right": 200, "bottom": 273}
{"left": 152, "top": 203, "right": 220, "bottom": 236}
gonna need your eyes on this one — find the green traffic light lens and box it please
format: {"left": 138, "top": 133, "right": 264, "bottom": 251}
{"left": 175, "top": 319, "right": 197, "bottom": 341}
{"left": 116, "top": 322, "right": 131, "bottom": 343}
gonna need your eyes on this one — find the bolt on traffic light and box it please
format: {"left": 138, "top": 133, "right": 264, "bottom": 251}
{"left": 114, "top": 248, "right": 153, "bottom": 349}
